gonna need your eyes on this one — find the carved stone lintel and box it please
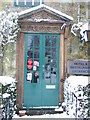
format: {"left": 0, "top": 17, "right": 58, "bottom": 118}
{"left": 20, "top": 24, "right": 64, "bottom": 33}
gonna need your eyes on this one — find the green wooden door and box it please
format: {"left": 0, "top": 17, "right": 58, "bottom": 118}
{"left": 41, "top": 34, "right": 60, "bottom": 107}
{"left": 24, "top": 33, "right": 60, "bottom": 108}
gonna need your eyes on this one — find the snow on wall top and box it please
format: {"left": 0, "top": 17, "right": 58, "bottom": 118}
{"left": 66, "top": 75, "right": 89, "bottom": 88}
{"left": 18, "top": 4, "right": 73, "bottom": 21}
{"left": 0, "top": 76, "right": 16, "bottom": 86}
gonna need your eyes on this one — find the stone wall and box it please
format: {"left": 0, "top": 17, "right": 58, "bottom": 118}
{"left": 45, "top": 2, "right": 87, "bottom": 22}
{"left": 0, "top": 0, "right": 14, "bottom": 10}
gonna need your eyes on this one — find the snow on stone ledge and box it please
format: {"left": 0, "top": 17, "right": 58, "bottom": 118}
{"left": 13, "top": 112, "right": 70, "bottom": 118}
{"left": 0, "top": 76, "right": 16, "bottom": 86}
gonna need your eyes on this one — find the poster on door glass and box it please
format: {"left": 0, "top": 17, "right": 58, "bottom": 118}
{"left": 27, "top": 73, "right": 32, "bottom": 81}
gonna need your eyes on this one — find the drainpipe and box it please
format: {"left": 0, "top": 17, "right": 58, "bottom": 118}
{"left": 77, "top": 2, "right": 80, "bottom": 23}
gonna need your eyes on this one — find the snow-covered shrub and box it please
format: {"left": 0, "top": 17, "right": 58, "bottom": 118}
{"left": 0, "top": 76, "right": 17, "bottom": 119}
{"left": 0, "top": 11, "right": 19, "bottom": 48}
{"left": 64, "top": 75, "right": 89, "bottom": 118}
{"left": 82, "top": 84, "right": 90, "bottom": 118}
{"left": 71, "top": 22, "right": 82, "bottom": 37}
{"left": 71, "top": 22, "right": 88, "bottom": 43}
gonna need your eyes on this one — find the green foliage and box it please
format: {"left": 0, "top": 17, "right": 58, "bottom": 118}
{"left": 82, "top": 84, "right": 90, "bottom": 118}
{"left": 2, "top": 84, "right": 11, "bottom": 94}
{"left": 2, "top": 81, "right": 17, "bottom": 119}
{"left": 67, "top": 34, "right": 90, "bottom": 60}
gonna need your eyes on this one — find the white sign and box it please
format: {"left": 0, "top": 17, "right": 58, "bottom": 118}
{"left": 46, "top": 85, "right": 56, "bottom": 89}
{"left": 33, "top": 66, "right": 37, "bottom": 71}
{"left": 27, "top": 73, "right": 32, "bottom": 81}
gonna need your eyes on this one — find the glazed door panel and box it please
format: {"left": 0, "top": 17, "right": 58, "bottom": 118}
{"left": 24, "top": 34, "right": 42, "bottom": 107}
{"left": 41, "top": 34, "right": 59, "bottom": 106}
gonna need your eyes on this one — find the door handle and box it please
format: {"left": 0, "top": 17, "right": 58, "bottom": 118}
{"left": 42, "top": 65, "right": 44, "bottom": 68}
{"left": 42, "top": 65, "right": 45, "bottom": 72}
{"left": 42, "top": 72, "right": 44, "bottom": 79}
{"left": 42, "top": 65, "right": 45, "bottom": 79}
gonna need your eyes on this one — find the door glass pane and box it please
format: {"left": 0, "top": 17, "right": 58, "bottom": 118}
{"left": 45, "top": 54, "right": 51, "bottom": 83}
{"left": 34, "top": 36, "right": 40, "bottom": 47}
{"left": 45, "top": 36, "right": 51, "bottom": 47}
{"left": 45, "top": 35, "right": 57, "bottom": 84}
{"left": 51, "top": 60, "right": 57, "bottom": 84}
{"left": 52, "top": 48, "right": 57, "bottom": 60}
{"left": 34, "top": 47, "right": 39, "bottom": 59}
{"left": 28, "top": 36, "right": 33, "bottom": 49}
{"left": 45, "top": 48, "right": 51, "bottom": 59}
{"left": 27, "top": 36, "right": 33, "bottom": 61}
{"left": 45, "top": 36, "right": 51, "bottom": 83}
{"left": 52, "top": 36, "right": 57, "bottom": 47}
{"left": 45, "top": 71, "right": 50, "bottom": 83}
{"left": 27, "top": 35, "right": 40, "bottom": 83}
{"left": 27, "top": 50, "right": 33, "bottom": 59}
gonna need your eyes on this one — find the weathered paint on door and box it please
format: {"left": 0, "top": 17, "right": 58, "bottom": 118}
{"left": 24, "top": 33, "right": 60, "bottom": 108}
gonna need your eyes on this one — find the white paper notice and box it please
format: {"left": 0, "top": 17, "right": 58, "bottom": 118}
{"left": 46, "top": 85, "right": 56, "bottom": 89}
{"left": 27, "top": 73, "right": 32, "bottom": 81}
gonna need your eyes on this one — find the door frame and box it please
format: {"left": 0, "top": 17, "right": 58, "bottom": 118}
{"left": 24, "top": 33, "right": 60, "bottom": 108}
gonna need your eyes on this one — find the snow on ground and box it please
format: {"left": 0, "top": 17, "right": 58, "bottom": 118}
{"left": 13, "top": 112, "right": 71, "bottom": 118}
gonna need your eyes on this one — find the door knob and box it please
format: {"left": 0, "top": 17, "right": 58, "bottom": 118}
{"left": 42, "top": 65, "right": 44, "bottom": 68}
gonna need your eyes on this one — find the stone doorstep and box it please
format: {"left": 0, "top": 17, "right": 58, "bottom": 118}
{"left": 18, "top": 107, "right": 63, "bottom": 117}
{"left": 19, "top": 110, "right": 26, "bottom": 117}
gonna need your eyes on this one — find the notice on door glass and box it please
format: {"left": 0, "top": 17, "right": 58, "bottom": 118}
{"left": 27, "top": 73, "right": 32, "bottom": 81}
